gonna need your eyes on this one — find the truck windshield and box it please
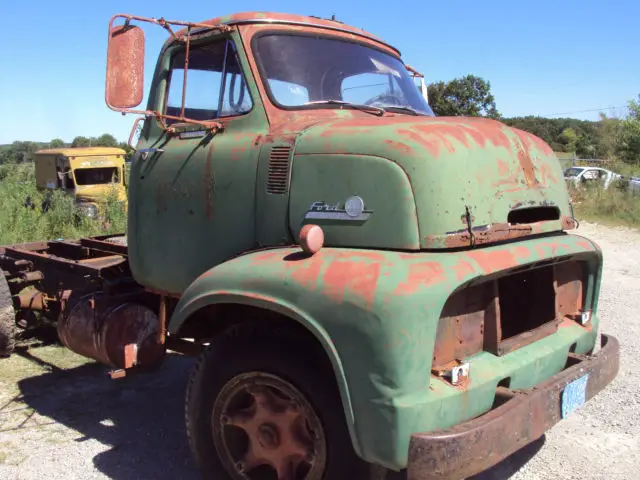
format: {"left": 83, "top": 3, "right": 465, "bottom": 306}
{"left": 74, "top": 167, "right": 120, "bottom": 186}
{"left": 253, "top": 33, "right": 435, "bottom": 116}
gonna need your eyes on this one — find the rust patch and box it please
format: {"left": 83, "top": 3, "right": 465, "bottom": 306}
{"left": 320, "top": 127, "right": 375, "bottom": 138}
{"left": 322, "top": 261, "right": 380, "bottom": 309}
{"left": 512, "top": 128, "right": 554, "bottom": 157}
{"left": 229, "top": 145, "right": 247, "bottom": 161}
{"left": 58, "top": 295, "right": 165, "bottom": 370}
{"left": 538, "top": 162, "right": 559, "bottom": 185}
{"left": 432, "top": 282, "right": 488, "bottom": 367}
{"left": 465, "top": 250, "right": 516, "bottom": 274}
{"left": 452, "top": 258, "right": 476, "bottom": 281}
{"left": 290, "top": 255, "right": 325, "bottom": 290}
{"left": 413, "top": 124, "right": 469, "bottom": 149}
{"left": 555, "top": 261, "right": 585, "bottom": 319}
{"left": 496, "top": 159, "right": 510, "bottom": 177}
{"left": 561, "top": 216, "right": 577, "bottom": 231}
{"left": 395, "top": 262, "right": 446, "bottom": 295}
{"left": 516, "top": 143, "right": 538, "bottom": 187}
{"left": 106, "top": 24, "right": 145, "bottom": 109}
{"left": 428, "top": 220, "right": 564, "bottom": 249}
{"left": 397, "top": 128, "right": 441, "bottom": 157}
{"left": 575, "top": 239, "right": 594, "bottom": 250}
{"left": 512, "top": 246, "right": 532, "bottom": 260}
{"left": 384, "top": 139, "right": 415, "bottom": 155}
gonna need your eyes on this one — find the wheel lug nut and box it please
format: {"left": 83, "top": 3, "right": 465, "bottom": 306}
{"left": 220, "top": 414, "right": 230, "bottom": 425}
{"left": 235, "top": 461, "right": 246, "bottom": 473}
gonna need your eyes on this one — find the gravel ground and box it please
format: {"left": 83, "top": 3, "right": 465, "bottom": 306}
{"left": 0, "top": 221, "right": 638, "bottom": 479}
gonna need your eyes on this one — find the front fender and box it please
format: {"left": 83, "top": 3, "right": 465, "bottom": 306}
{"left": 168, "top": 236, "right": 602, "bottom": 470}
{"left": 168, "top": 266, "right": 360, "bottom": 456}
{"left": 169, "top": 246, "right": 450, "bottom": 468}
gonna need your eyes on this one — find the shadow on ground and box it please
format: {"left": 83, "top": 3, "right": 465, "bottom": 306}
{"left": 15, "top": 346, "right": 545, "bottom": 480}
{"left": 16, "top": 351, "right": 201, "bottom": 479}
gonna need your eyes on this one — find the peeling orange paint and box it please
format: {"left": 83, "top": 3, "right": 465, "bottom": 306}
{"left": 452, "top": 258, "right": 476, "bottom": 281}
{"left": 466, "top": 250, "right": 516, "bottom": 273}
{"left": 395, "top": 262, "right": 446, "bottom": 295}
{"left": 323, "top": 261, "right": 381, "bottom": 309}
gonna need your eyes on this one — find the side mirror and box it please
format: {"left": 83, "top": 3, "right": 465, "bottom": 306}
{"left": 106, "top": 22, "right": 145, "bottom": 109}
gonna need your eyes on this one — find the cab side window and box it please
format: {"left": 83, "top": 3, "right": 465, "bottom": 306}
{"left": 164, "top": 38, "right": 252, "bottom": 124}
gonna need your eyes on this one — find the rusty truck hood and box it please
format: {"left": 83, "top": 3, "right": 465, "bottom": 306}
{"left": 288, "top": 115, "right": 573, "bottom": 250}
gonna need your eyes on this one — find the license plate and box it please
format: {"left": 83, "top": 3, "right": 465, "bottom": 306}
{"left": 561, "top": 374, "right": 589, "bottom": 419}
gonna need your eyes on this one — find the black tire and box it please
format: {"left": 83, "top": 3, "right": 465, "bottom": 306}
{"left": 185, "top": 321, "right": 370, "bottom": 480}
{"left": 0, "top": 271, "right": 16, "bottom": 358}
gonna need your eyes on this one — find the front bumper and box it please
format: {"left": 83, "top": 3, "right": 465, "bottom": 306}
{"left": 407, "top": 333, "right": 619, "bottom": 480}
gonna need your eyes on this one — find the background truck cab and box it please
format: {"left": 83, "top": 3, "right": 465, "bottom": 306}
{"left": 34, "top": 147, "right": 128, "bottom": 217}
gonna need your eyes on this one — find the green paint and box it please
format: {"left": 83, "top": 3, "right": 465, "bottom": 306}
{"left": 168, "top": 233, "right": 601, "bottom": 469}
{"left": 293, "top": 117, "right": 571, "bottom": 249}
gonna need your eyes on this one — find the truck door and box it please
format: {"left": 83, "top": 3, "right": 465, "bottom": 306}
{"left": 128, "top": 34, "right": 268, "bottom": 294}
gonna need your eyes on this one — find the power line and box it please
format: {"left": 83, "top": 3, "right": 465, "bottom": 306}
{"left": 539, "top": 105, "right": 628, "bottom": 117}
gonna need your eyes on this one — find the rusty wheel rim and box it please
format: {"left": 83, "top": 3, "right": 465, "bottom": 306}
{"left": 212, "top": 372, "right": 327, "bottom": 480}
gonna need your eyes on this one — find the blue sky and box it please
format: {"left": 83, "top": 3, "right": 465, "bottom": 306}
{"left": 1, "top": 0, "right": 638, "bottom": 144}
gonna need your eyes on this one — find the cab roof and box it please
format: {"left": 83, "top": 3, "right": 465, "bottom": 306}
{"left": 173, "top": 11, "right": 400, "bottom": 55}
{"left": 35, "top": 147, "right": 126, "bottom": 157}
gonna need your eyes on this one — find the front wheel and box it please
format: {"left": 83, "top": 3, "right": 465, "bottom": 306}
{"left": 185, "top": 322, "right": 370, "bottom": 479}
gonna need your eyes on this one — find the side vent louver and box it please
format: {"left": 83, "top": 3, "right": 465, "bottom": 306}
{"left": 266, "top": 146, "right": 292, "bottom": 194}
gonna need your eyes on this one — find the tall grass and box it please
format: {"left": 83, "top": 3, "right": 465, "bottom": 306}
{"left": 0, "top": 163, "right": 127, "bottom": 245}
{"left": 569, "top": 181, "right": 640, "bottom": 228}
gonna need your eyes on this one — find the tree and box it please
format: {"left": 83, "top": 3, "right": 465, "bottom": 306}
{"left": 71, "top": 136, "right": 91, "bottom": 147}
{"left": 558, "top": 127, "right": 579, "bottom": 153}
{"left": 96, "top": 133, "right": 118, "bottom": 147}
{"left": 596, "top": 113, "right": 622, "bottom": 160}
{"left": 427, "top": 74, "right": 500, "bottom": 118}
{"left": 618, "top": 95, "right": 640, "bottom": 165}
{"left": 49, "top": 138, "right": 65, "bottom": 148}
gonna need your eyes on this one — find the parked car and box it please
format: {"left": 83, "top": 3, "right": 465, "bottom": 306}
{"left": 628, "top": 176, "right": 640, "bottom": 194}
{"left": 564, "top": 166, "right": 622, "bottom": 189}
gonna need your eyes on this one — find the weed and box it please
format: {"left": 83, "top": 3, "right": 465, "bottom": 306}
{"left": 569, "top": 182, "right": 640, "bottom": 227}
{"left": 0, "top": 163, "right": 127, "bottom": 245}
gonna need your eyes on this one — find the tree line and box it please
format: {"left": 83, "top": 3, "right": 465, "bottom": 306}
{"left": 0, "top": 134, "right": 134, "bottom": 165}
{"left": 427, "top": 74, "right": 640, "bottom": 164}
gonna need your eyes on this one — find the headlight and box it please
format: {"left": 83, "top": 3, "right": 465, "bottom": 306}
{"left": 78, "top": 203, "right": 98, "bottom": 218}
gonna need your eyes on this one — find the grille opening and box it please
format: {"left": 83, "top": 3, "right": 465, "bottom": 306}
{"left": 564, "top": 351, "right": 583, "bottom": 369}
{"left": 507, "top": 206, "right": 560, "bottom": 224}
{"left": 491, "top": 379, "right": 514, "bottom": 409}
{"left": 498, "top": 266, "right": 556, "bottom": 340}
{"left": 431, "top": 283, "right": 489, "bottom": 368}
{"left": 497, "top": 377, "right": 511, "bottom": 388}
{"left": 432, "top": 260, "right": 587, "bottom": 368}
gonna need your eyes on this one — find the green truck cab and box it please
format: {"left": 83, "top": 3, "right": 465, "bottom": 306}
{"left": 0, "top": 11, "right": 619, "bottom": 480}
{"left": 33, "top": 147, "right": 128, "bottom": 218}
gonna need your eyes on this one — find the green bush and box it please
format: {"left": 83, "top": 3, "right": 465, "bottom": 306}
{"left": 0, "top": 163, "right": 127, "bottom": 245}
{"left": 569, "top": 182, "right": 640, "bottom": 227}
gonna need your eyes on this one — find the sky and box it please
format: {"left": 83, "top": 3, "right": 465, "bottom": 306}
{"left": 1, "top": 0, "right": 638, "bottom": 144}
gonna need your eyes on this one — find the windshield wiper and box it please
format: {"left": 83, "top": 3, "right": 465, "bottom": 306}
{"left": 304, "top": 100, "right": 385, "bottom": 116}
{"left": 382, "top": 106, "right": 422, "bottom": 116}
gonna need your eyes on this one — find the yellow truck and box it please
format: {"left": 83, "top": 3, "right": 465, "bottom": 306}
{"left": 33, "top": 147, "right": 128, "bottom": 218}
